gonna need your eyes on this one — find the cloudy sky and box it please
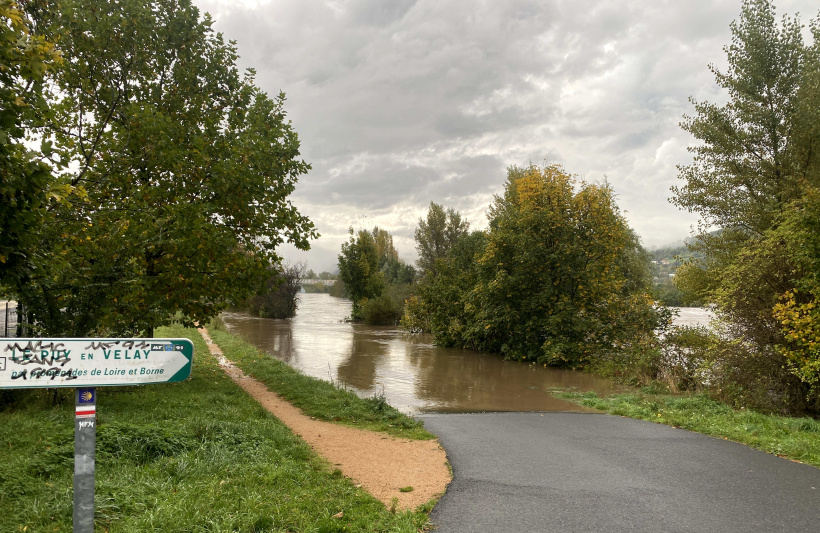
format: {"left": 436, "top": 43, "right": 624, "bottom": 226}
{"left": 197, "top": 0, "right": 817, "bottom": 272}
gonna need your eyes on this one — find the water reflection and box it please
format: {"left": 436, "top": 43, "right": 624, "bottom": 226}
{"left": 222, "top": 293, "right": 630, "bottom": 414}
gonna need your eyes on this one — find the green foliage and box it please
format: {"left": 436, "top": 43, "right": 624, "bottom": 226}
{"left": 652, "top": 280, "right": 687, "bottom": 306}
{"left": 406, "top": 165, "right": 661, "bottom": 369}
{"left": 328, "top": 278, "right": 348, "bottom": 298}
{"left": 670, "top": 0, "right": 820, "bottom": 412}
{"left": 338, "top": 228, "right": 385, "bottom": 321}
{"left": 0, "top": 0, "right": 63, "bottom": 291}
{"left": 414, "top": 201, "right": 469, "bottom": 278}
{"left": 402, "top": 230, "right": 486, "bottom": 339}
{"left": 671, "top": 0, "right": 807, "bottom": 233}
{"left": 10, "top": 0, "right": 316, "bottom": 337}
{"left": 381, "top": 254, "right": 416, "bottom": 285}
{"left": 360, "top": 292, "right": 400, "bottom": 325}
{"left": 338, "top": 226, "right": 415, "bottom": 324}
{"left": 412, "top": 164, "right": 660, "bottom": 366}
{"left": 773, "top": 186, "right": 820, "bottom": 404}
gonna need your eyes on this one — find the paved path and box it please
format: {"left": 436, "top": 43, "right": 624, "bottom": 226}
{"left": 419, "top": 412, "right": 820, "bottom": 532}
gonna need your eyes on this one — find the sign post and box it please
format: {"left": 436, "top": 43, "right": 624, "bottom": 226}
{"left": 74, "top": 388, "right": 96, "bottom": 533}
{"left": 0, "top": 338, "right": 194, "bottom": 532}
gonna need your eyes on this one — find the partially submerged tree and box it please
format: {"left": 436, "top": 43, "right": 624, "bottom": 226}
{"left": 407, "top": 164, "right": 658, "bottom": 366}
{"left": 338, "top": 228, "right": 384, "bottom": 321}
{"left": 338, "top": 226, "right": 415, "bottom": 324}
{"left": 466, "top": 164, "right": 656, "bottom": 365}
{"left": 245, "top": 262, "right": 306, "bottom": 319}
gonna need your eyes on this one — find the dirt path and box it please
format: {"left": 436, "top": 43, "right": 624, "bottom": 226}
{"left": 198, "top": 328, "right": 451, "bottom": 510}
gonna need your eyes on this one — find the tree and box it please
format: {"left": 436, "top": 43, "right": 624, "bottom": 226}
{"left": 338, "top": 228, "right": 384, "bottom": 320}
{"left": 771, "top": 185, "right": 820, "bottom": 405}
{"left": 14, "top": 0, "right": 316, "bottom": 336}
{"left": 671, "top": 0, "right": 820, "bottom": 411}
{"left": 414, "top": 202, "right": 469, "bottom": 278}
{"left": 338, "top": 226, "right": 415, "bottom": 324}
{"left": 463, "top": 164, "right": 656, "bottom": 365}
{"left": 370, "top": 226, "right": 399, "bottom": 266}
{"left": 245, "top": 262, "right": 305, "bottom": 319}
{"left": 407, "top": 164, "right": 658, "bottom": 366}
{"left": 0, "top": 0, "right": 62, "bottom": 292}
{"left": 671, "top": 0, "right": 808, "bottom": 235}
{"left": 403, "top": 230, "right": 487, "bottom": 338}
{"left": 381, "top": 255, "right": 415, "bottom": 285}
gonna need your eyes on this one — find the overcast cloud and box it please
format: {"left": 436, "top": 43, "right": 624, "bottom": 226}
{"left": 197, "top": 0, "right": 819, "bottom": 272}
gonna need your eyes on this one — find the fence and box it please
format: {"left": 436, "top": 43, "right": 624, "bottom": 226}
{"left": 1, "top": 301, "right": 18, "bottom": 338}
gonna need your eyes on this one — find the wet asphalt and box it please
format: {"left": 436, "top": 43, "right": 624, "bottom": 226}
{"left": 418, "top": 412, "right": 820, "bottom": 533}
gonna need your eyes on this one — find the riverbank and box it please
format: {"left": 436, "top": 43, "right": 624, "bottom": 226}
{"left": 0, "top": 324, "right": 439, "bottom": 532}
{"left": 557, "top": 390, "right": 820, "bottom": 468}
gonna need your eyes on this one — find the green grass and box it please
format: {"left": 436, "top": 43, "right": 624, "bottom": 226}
{"left": 207, "top": 328, "right": 434, "bottom": 440}
{"left": 557, "top": 390, "right": 820, "bottom": 468}
{"left": 0, "top": 324, "right": 433, "bottom": 532}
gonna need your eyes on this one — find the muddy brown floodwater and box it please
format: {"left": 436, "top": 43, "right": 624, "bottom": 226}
{"left": 224, "top": 293, "right": 637, "bottom": 414}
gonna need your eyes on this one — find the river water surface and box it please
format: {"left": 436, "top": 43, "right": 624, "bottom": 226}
{"left": 222, "top": 293, "right": 674, "bottom": 414}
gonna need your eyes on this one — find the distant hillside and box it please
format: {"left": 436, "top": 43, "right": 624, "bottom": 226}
{"left": 650, "top": 243, "right": 704, "bottom": 307}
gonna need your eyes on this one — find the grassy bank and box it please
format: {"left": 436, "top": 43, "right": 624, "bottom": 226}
{"left": 557, "top": 390, "right": 820, "bottom": 468}
{"left": 0, "top": 324, "right": 433, "bottom": 532}
{"left": 206, "top": 327, "right": 433, "bottom": 440}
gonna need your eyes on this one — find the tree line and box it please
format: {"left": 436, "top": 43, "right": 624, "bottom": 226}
{"left": 340, "top": 165, "right": 663, "bottom": 369}
{"left": 0, "top": 0, "right": 315, "bottom": 336}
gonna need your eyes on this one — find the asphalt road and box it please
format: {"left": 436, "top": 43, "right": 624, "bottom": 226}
{"left": 418, "top": 412, "right": 820, "bottom": 533}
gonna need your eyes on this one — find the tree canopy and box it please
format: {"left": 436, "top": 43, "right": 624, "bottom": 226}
{"left": 406, "top": 164, "right": 658, "bottom": 366}
{"left": 414, "top": 202, "right": 469, "bottom": 278}
{"left": 337, "top": 226, "right": 415, "bottom": 324}
{"left": 4, "top": 0, "right": 316, "bottom": 336}
{"left": 0, "top": 0, "right": 62, "bottom": 290}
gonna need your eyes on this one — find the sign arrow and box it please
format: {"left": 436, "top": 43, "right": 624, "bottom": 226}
{"left": 0, "top": 338, "right": 194, "bottom": 389}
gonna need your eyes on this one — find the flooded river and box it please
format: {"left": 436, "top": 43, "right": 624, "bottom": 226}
{"left": 221, "top": 293, "right": 639, "bottom": 414}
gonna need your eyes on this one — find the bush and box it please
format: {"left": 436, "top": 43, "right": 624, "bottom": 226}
{"left": 361, "top": 293, "right": 401, "bottom": 326}
{"left": 657, "top": 323, "right": 810, "bottom": 414}
{"left": 244, "top": 263, "right": 304, "bottom": 319}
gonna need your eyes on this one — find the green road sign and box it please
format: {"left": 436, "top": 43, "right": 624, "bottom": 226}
{"left": 0, "top": 338, "right": 193, "bottom": 389}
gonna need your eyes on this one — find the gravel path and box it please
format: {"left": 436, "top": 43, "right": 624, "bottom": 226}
{"left": 199, "top": 328, "right": 451, "bottom": 510}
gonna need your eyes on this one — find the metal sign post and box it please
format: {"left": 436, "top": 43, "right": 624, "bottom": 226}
{"left": 0, "top": 338, "right": 194, "bottom": 532}
{"left": 74, "top": 388, "right": 96, "bottom": 533}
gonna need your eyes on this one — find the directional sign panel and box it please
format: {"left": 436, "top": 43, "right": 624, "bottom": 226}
{"left": 0, "top": 338, "right": 193, "bottom": 389}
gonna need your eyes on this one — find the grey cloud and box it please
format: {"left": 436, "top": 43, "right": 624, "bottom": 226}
{"left": 195, "top": 0, "right": 820, "bottom": 265}
{"left": 348, "top": 0, "right": 418, "bottom": 27}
